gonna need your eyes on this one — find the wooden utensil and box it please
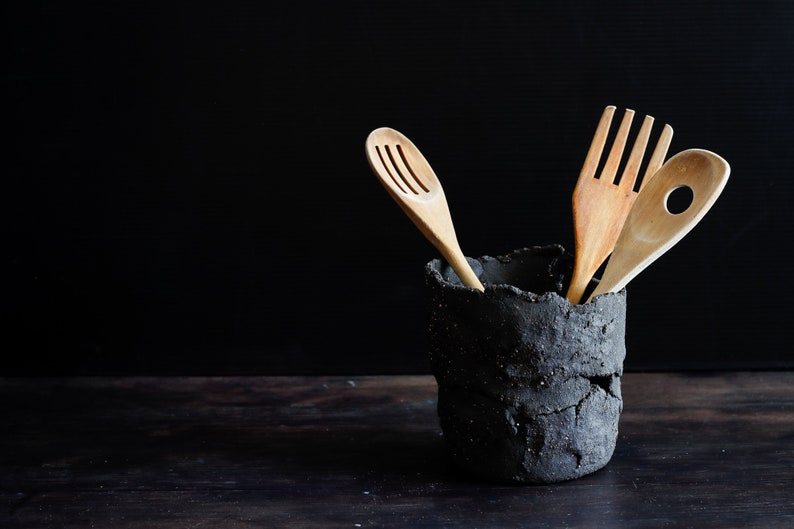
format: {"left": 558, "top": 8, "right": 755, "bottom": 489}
{"left": 585, "top": 149, "right": 730, "bottom": 303}
{"left": 365, "top": 127, "right": 485, "bottom": 291}
{"left": 567, "top": 106, "right": 674, "bottom": 304}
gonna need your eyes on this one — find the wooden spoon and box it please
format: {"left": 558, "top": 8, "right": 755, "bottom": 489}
{"left": 365, "top": 127, "right": 484, "bottom": 291}
{"left": 585, "top": 149, "right": 730, "bottom": 303}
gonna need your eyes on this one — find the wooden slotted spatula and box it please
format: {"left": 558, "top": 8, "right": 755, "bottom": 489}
{"left": 365, "top": 127, "right": 484, "bottom": 291}
{"left": 566, "top": 106, "right": 673, "bottom": 304}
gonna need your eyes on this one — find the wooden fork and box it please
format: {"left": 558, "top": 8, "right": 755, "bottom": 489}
{"left": 566, "top": 106, "right": 673, "bottom": 304}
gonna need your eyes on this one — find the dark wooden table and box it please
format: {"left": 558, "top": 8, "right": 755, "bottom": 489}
{"left": 2, "top": 372, "right": 793, "bottom": 528}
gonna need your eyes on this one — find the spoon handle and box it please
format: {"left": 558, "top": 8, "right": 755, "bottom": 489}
{"left": 586, "top": 149, "right": 730, "bottom": 303}
{"left": 437, "top": 242, "right": 484, "bottom": 291}
{"left": 390, "top": 191, "right": 485, "bottom": 291}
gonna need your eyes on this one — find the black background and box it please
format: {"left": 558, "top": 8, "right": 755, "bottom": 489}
{"left": 5, "top": 1, "right": 793, "bottom": 375}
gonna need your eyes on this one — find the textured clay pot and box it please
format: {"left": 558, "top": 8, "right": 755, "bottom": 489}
{"left": 425, "top": 245, "right": 627, "bottom": 484}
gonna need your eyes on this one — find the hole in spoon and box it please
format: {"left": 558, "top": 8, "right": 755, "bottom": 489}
{"left": 665, "top": 185, "right": 694, "bottom": 214}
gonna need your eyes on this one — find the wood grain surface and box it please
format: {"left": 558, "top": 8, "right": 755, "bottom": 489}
{"left": 2, "top": 372, "right": 793, "bottom": 528}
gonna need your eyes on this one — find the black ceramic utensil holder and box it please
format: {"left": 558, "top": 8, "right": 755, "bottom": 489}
{"left": 425, "top": 245, "right": 627, "bottom": 484}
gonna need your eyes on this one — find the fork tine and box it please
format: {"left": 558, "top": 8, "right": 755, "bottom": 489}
{"left": 639, "top": 123, "right": 674, "bottom": 190}
{"left": 618, "top": 114, "right": 654, "bottom": 192}
{"left": 580, "top": 106, "right": 616, "bottom": 180}
{"left": 600, "top": 109, "right": 635, "bottom": 184}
